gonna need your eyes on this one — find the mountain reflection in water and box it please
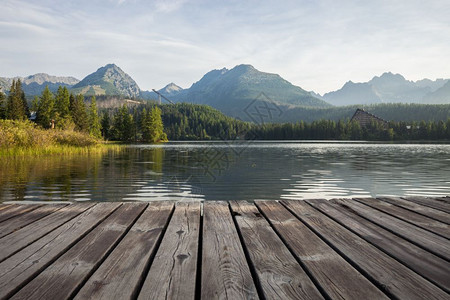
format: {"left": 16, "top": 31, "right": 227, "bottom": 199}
{"left": 1, "top": 141, "right": 449, "bottom": 202}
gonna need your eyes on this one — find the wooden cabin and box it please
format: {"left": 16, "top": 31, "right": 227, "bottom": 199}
{"left": 351, "top": 108, "right": 388, "bottom": 128}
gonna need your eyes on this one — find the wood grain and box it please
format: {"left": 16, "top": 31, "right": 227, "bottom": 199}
{"left": 0, "top": 204, "right": 66, "bottom": 239}
{"left": 335, "top": 198, "right": 450, "bottom": 261}
{"left": 0, "top": 204, "right": 41, "bottom": 223}
{"left": 256, "top": 200, "right": 387, "bottom": 300}
{"left": 0, "top": 203, "right": 121, "bottom": 299}
{"left": 74, "top": 201, "right": 174, "bottom": 300}
{"left": 404, "top": 196, "right": 450, "bottom": 213}
{"left": 306, "top": 199, "right": 450, "bottom": 294}
{"left": 10, "top": 203, "right": 147, "bottom": 300}
{"left": 201, "top": 201, "right": 258, "bottom": 300}
{"left": 379, "top": 197, "right": 450, "bottom": 224}
{"left": 230, "top": 201, "right": 324, "bottom": 300}
{"left": 355, "top": 198, "right": 450, "bottom": 239}
{"left": 0, "top": 203, "right": 94, "bottom": 262}
{"left": 138, "top": 202, "right": 200, "bottom": 300}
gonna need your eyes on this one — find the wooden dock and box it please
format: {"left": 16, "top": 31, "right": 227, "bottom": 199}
{"left": 0, "top": 196, "right": 448, "bottom": 299}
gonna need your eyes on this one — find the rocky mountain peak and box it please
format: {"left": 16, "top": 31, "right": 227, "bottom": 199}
{"left": 159, "top": 83, "right": 183, "bottom": 95}
{"left": 73, "top": 63, "right": 141, "bottom": 98}
{"left": 22, "top": 73, "right": 80, "bottom": 85}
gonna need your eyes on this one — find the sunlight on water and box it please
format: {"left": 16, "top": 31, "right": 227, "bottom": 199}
{"left": 1, "top": 141, "right": 449, "bottom": 202}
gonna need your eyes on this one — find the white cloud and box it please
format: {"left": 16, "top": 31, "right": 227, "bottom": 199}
{"left": 1, "top": 0, "right": 449, "bottom": 93}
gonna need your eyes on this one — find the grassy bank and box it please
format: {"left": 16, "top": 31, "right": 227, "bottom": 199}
{"left": 0, "top": 120, "right": 119, "bottom": 156}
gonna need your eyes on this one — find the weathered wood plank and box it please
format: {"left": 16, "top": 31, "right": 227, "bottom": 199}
{"left": 334, "top": 198, "right": 450, "bottom": 261}
{"left": 404, "top": 196, "right": 450, "bottom": 213}
{"left": 379, "top": 197, "right": 450, "bottom": 224}
{"left": 0, "top": 204, "right": 41, "bottom": 223}
{"left": 0, "top": 204, "right": 66, "bottom": 239}
{"left": 0, "top": 203, "right": 94, "bottom": 262}
{"left": 0, "top": 204, "right": 14, "bottom": 212}
{"left": 307, "top": 199, "right": 450, "bottom": 293}
{"left": 230, "top": 201, "right": 324, "bottom": 300}
{"left": 355, "top": 198, "right": 450, "bottom": 239}
{"left": 10, "top": 203, "right": 147, "bottom": 300}
{"left": 138, "top": 202, "right": 200, "bottom": 300}
{"left": 0, "top": 203, "right": 121, "bottom": 299}
{"left": 283, "top": 200, "right": 449, "bottom": 300}
{"left": 74, "top": 202, "right": 174, "bottom": 300}
{"left": 437, "top": 197, "right": 450, "bottom": 203}
{"left": 256, "top": 200, "right": 387, "bottom": 300}
{"left": 201, "top": 201, "right": 259, "bottom": 300}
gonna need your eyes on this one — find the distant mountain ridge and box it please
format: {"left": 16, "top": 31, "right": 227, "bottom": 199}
{"left": 153, "top": 64, "right": 330, "bottom": 120}
{"left": 0, "top": 74, "right": 79, "bottom": 95}
{"left": 323, "top": 72, "right": 449, "bottom": 105}
{"left": 2, "top": 65, "right": 449, "bottom": 115}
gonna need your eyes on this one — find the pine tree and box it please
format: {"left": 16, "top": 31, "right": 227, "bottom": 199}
{"left": 111, "top": 107, "right": 123, "bottom": 141}
{"left": 36, "top": 86, "right": 55, "bottom": 128}
{"left": 123, "top": 109, "right": 135, "bottom": 142}
{"left": 88, "top": 96, "right": 102, "bottom": 138}
{"left": 55, "top": 86, "right": 71, "bottom": 119}
{"left": 71, "top": 94, "right": 89, "bottom": 132}
{"left": 6, "top": 79, "right": 29, "bottom": 120}
{"left": 141, "top": 108, "right": 151, "bottom": 142}
{"left": 101, "top": 112, "right": 111, "bottom": 140}
{"left": 0, "top": 91, "right": 5, "bottom": 119}
{"left": 111, "top": 105, "right": 135, "bottom": 142}
{"left": 146, "top": 106, "right": 167, "bottom": 143}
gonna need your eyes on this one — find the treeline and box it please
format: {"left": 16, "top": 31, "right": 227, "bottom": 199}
{"left": 248, "top": 119, "right": 450, "bottom": 141}
{"left": 160, "top": 103, "right": 251, "bottom": 140}
{"left": 0, "top": 81, "right": 166, "bottom": 143}
{"left": 100, "top": 105, "right": 166, "bottom": 142}
{"left": 122, "top": 103, "right": 448, "bottom": 141}
{"left": 99, "top": 103, "right": 241, "bottom": 141}
{"left": 280, "top": 103, "right": 450, "bottom": 123}
{"left": 1, "top": 82, "right": 449, "bottom": 142}
{"left": 0, "top": 80, "right": 102, "bottom": 138}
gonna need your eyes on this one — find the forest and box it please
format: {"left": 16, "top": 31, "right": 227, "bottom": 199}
{"left": 1, "top": 82, "right": 449, "bottom": 143}
{"left": 100, "top": 102, "right": 450, "bottom": 141}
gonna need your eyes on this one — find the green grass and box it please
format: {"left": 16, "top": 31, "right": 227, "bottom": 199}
{"left": 0, "top": 120, "right": 122, "bottom": 157}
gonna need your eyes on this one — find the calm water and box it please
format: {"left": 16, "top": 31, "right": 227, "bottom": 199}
{"left": 1, "top": 141, "right": 449, "bottom": 202}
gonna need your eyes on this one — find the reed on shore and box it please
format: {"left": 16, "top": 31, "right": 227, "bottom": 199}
{"left": 0, "top": 120, "right": 119, "bottom": 156}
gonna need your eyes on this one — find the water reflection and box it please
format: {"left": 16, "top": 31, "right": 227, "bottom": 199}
{"left": 0, "top": 142, "right": 449, "bottom": 202}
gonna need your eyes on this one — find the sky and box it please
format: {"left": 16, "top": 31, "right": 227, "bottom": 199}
{"left": 1, "top": 0, "right": 450, "bottom": 94}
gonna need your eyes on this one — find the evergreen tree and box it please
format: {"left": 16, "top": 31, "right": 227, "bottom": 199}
{"left": 111, "top": 105, "right": 135, "bottom": 141}
{"left": 88, "top": 96, "right": 102, "bottom": 138}
{"left": 6, "top": 79, "right": 29, "bottom": 120}
{"left": 123, "top": 109, "right": 135, "bottom": 142}
{"left": 71, "top": 94, "right": 89, "bottom": 132}
{"left": 110, "top": 107, "right": 124, "bottom": 141}
{"left": 0, "top": 91, "right": 5, "bottom": 119}
{"left": 147, "top": 106, "right": 167, "bottom": 143}
{"left": 55, "top": 86, "right": 71, "bottom": 119}
{"left": 101, "top": 112, "right": 111, "bottom": 140}
{"left": 36, "top": 86, "right": 55, "bottom": 129}
{"left": 141, "top": 108, "right": 150, "bottom": 142}
{"left": 31, "top": 96, "right": 39, "bottom": 112}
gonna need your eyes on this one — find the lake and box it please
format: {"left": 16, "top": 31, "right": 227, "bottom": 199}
{"left": 1, "top": 141, "right": 449, "bottom": 202}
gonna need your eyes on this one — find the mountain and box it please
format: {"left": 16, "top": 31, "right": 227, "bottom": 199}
{"left": 323, "top": 81, "right": 381, "bottom": 106}
{"left": 424, "top": 81, "right": 450, "bottom": 104}
{"left": 141, "top": 82, "right": 184, "bottom": 100}
{"left": 414, "top": 78, "right": 448, "bottom": 92}
{"left": 324, "top": 72, "right": 449, "bottom": 106}
{"left": 71, "top": 64, "right": 141, "bottom": 98}
{"left": 0, "top": 74, "right": 79, "bottom": 95}
{"left": 159, "top": 83, "right": 184, "bottom": 95}
{"left": 157, "top": 64, "right": 330, "bottom": 120}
